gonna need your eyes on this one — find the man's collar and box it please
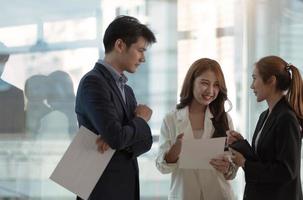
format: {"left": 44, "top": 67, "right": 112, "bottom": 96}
{"left": 97, "top": 59, "right": 128, "bottom": 83}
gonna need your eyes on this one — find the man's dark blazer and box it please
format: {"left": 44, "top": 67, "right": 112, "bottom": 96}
{"left": 75, "top": 62, "right": 153, "bottom": 200}
{"left": 243, "top": 97, "right": 302, "bottom": 200}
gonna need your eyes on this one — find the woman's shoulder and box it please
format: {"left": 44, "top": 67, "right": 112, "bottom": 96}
{"left": 163, "top": 108, "right": 179, "bottom": 120}
{"left": 224, "top": 111, "right": 234, "bottom": 130}
{"left": 163, "top": 107, "right": 187, "bottom": 121}
{"left": 276, "top": 107, "right": 297, "bottom": 122}
{"left": 272, "top": 97, "right": 296, "bottom": 118}
{"left": 225, "top": 111, "right": 232, "bottom": 119}
{"left": 224, "top": 111, "right": 234, "bottom": 123}
{"left": 273, "top": 100, "right": 296, "bottom": 118}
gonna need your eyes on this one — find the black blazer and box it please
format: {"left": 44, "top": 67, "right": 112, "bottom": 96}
{"left": 243, "top": 97, "right": 302, "bottom": 200}
{"left": 75, "top": 63, "right": 153, "bottom": 200}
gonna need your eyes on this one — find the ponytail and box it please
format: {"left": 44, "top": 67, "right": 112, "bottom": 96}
{"left": 287, "top": 65, "right": 303, "bottom": 132}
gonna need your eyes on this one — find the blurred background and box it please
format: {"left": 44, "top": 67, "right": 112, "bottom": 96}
{"left": 0, "top": 0, "right": 302, "bottom": 199}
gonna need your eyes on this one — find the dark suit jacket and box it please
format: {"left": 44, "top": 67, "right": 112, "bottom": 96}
{"left": 75, "top": 63, "right": 153, "bottom": 200}
{"left": 243, "top": 97, "right": 302, "bottom": 200}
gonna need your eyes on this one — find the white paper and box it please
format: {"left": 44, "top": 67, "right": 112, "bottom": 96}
{"left": 50, "top": 126, "right": 115, "bottom": 200}
{"left": 179, "top": 137, "right": 226, "bottom": 169}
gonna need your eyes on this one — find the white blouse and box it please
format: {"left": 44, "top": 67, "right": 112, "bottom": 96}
{"left": 193, "top": 129, "right": 203, "bottom": 139}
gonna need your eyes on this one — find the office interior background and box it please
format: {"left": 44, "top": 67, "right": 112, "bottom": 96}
{"left": 0, "top": 0, "right": 302, "bottom": 199}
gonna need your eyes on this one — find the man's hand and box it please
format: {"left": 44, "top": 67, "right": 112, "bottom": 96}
{"left": 96, "top": 136, "right": 109, "bottom": 154}
{"left": 227, "top": 130, "right": 244, "bottom": 145}
{"left": 134, "top": 104, "right": 152, "bottom": 122}
{"left": 164, "top": 133, "right": 184, "bottom": 163}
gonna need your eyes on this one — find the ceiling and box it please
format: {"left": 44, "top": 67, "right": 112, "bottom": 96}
{"left": 0, "top": 0, "right": 101, "bottom": 27}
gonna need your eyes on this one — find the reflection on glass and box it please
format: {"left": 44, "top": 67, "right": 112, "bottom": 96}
{"left": 42, "top": 70, "right": 78, "bottom": 138}
{"left": 25, "top": 71, "right": 77, "bottom": 139}
{"left": 25, "top": 74, "right": 51, "bottom": 135}
{"left": 0, "top": 41, "right": 25, "bottom": 134}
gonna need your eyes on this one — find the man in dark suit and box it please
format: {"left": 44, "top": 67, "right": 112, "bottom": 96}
{"left": 75, "top": 16, "right": 156, "bottom": 200}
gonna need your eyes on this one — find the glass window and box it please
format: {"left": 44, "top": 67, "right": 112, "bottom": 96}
{"left": 0, "top": 24, "right": 36, "bottom": 46}
{"left": 44, "top": 18, "right": 97, "bottom": 43}
{"left": 1, "top": 0, "right": 303, "bottom": 199}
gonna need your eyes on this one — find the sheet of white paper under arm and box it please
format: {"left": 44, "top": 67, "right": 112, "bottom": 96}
{"left": 178, "top": 137, "right": 226, "bottom": 169}
{"left": 50, "top": 126, "right": 115, "bottom": 200}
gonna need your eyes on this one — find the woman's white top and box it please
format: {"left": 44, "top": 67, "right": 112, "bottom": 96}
{"left": 156, "top": 106, "right": 236, "bottom": 200}
{"left": 193, "top": 129, "right": 203, "bottom": 139}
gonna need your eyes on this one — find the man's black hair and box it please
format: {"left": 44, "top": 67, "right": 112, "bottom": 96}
{"left": 103, "top": 15, "right": 156, "bottom": 53}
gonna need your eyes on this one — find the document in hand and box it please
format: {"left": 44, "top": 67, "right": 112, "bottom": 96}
{"left": 50, "top": 126, "right": 115, "bottom": 200}
{"left": 179, "top": 137, "right": 226, "bottom": 169}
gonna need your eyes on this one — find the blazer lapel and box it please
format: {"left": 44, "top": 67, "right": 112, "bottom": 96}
{"left": 252, "top": 97, "right": 287, "bottom": 153}
{"left": 252, "top": 110, "right": 268, "bottom": 149}
{"left": 255, "top": 112, "right": 275, "bottom": 152}
{"left": 176, "top": 107, "right": 194, "bottom": 140}
{"left": 124, "top": 86, "right": 136, "bottom": 117}
{"left": 202, "top": 107, "right": 214, "bottom": 139}
{"left": 175, "top": 106, "right": 214, "bottom": 140}
{"left": 94, "top": 63, "right": 131, "bottom": 120}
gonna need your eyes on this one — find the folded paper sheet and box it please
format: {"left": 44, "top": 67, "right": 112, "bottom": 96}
{"left": 50, "top": 126, "right": 115, "bottom": 200}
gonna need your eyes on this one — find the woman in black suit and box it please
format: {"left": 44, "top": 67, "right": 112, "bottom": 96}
{"left": 228, "top": 56, "right": 303, "bottom": 200}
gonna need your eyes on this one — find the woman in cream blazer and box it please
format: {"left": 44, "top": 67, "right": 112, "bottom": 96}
{"left": 156, "top": 58, "right": 237, "bottom": 200}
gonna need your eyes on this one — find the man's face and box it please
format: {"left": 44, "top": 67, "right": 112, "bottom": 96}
{"left": 120, "top": 36, "right": 147, "bottom": 73}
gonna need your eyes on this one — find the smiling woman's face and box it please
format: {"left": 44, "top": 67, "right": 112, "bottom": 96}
{"left": 192, "top": 69, "right": 220, "bottom": 106}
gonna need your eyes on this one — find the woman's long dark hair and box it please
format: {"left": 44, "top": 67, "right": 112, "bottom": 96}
{"left": 177, "top": 58, "right": 231, "bottom": 137}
